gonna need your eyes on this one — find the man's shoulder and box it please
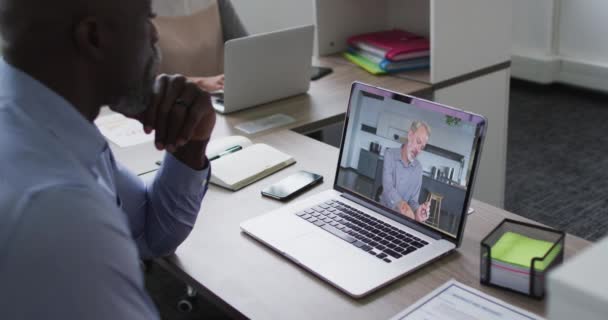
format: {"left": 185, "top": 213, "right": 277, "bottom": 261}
{"left": 1, "top": 106, "right": 96, "bottom": 204}
{"left": 1, "top": 102, "right": 81, "bottom": 176}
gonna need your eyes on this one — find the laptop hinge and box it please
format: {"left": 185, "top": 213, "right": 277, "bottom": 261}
{"left": 341, "top": 193, "right": 444, "bottom": 241}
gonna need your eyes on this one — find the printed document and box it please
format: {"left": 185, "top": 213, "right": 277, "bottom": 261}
{"left": 390, "top": 280, "right": 544, "bottom": 320}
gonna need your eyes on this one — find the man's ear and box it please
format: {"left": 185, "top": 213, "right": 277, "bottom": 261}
{"left": 73, "top": 17, "right": 106, "bottom": 60}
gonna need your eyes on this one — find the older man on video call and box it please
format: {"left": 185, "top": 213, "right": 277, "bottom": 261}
{"left": 381, "top": 121, "right": 431, "bottom": 222}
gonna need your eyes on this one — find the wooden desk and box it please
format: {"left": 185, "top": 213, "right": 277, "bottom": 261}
{"left": 156, "top": 130, "right": 589, "bottom": 320}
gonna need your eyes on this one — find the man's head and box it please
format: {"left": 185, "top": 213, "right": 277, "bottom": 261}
{"left": 404, "top": 121, "right": 431, "bottom": 163}
{"left": 0, "top": 0, "right": 160, "bottom": 118}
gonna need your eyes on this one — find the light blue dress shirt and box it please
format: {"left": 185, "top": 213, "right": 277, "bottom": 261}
{"left": 380, "top": 147, "right": 423, "bottom": 212}
{"left": 0, "top": 59, "right": 209, "bottom": 319}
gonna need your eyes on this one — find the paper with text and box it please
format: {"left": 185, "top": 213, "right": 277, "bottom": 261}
{"left": 95, "top": 114, "right": 154, "bottom": 148}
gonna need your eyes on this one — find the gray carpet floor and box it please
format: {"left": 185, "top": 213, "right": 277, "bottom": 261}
{"left": 506, "top": 80, "right": 608, "bottom": 241}
{"left": 145, "top": 79, "right": 608, "bottom": 319}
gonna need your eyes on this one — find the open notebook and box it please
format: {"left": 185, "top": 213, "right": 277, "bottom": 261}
{"left": 207, "top": 136, "right": 295, "bottom": 191}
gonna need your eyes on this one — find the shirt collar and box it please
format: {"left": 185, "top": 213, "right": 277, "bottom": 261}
{"left": 0, "top": 58, "right": 108, "bottom": 167}
{"left": 398, "top": 145, "right": 416, "bottom": 168}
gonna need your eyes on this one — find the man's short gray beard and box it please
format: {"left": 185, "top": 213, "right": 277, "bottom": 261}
{"left": 406, "top": 148, "right": 416, "bottom": 164}
{"left": 110, "top": 45, "right": 162, "bottom": 117}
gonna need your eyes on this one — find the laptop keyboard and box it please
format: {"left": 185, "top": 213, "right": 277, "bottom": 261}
{"left": 295, "top": 200, "right": 429, "bottom": 263}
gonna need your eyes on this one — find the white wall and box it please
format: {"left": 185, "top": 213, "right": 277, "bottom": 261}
{"left": 512, "top": 0, "right": 608, "bottom": 91}
{"left": 511, "top": 0, "right": 555, "bottom": 57}
{"left": 559, "top": 0, "right": 608, "bottom": 65}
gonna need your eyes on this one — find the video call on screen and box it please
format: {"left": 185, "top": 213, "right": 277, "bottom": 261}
{"left": 337, "top": 89, "right": 480, "bottom": 237}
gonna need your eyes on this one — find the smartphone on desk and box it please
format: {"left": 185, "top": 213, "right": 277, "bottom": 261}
{"left": 310, "top": 66, "right": 332, "bottom": 81}
{"left": 261, "top": 171, "right": 323, "bottom": 201}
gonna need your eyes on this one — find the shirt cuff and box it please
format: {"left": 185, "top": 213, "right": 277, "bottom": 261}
{"left": 156, "top": 152, "right": 210, "bottom": 194}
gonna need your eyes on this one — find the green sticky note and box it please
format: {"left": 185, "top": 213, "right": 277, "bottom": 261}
{"left": 490, "top": 231, "right": 561, "bottom": 271}
{"left": 343, "top": 52, "right": 387, "bottom": 75}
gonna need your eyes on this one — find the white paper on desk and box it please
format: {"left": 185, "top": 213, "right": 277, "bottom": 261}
{"left": 235, "top": 113, "right": 296, "bottom": 134}
{"left": 95, "top": 114, "right": 154, "bottom": 147}
{"left": 389, "top": 280, "right": 544, "bottom": 320}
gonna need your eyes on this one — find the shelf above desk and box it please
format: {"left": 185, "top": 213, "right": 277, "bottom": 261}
{"left": 315, "top": 0, "right": 511, "bottom": 84}
{"left": 320, "top": 54, "right": 432, "bottom": 84}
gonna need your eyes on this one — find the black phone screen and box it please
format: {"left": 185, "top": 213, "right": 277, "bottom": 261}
{"left": 262, "top": 171, "right": 323, "bottom": 200}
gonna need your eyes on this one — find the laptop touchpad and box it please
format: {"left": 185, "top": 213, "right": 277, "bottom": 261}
{"left": 283, "top": 232, "right": 349, "bottom": 265}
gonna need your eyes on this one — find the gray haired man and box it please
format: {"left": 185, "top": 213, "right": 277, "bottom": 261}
{"left": 380, "top": 121, "right": 431, "bottom": 222}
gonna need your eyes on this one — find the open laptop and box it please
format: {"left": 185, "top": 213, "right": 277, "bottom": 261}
{"left": 241, "top": 82, "right": 487, "bottom": 297}
{"left": 211, "top": 25, "right": 314, "bottom": 114}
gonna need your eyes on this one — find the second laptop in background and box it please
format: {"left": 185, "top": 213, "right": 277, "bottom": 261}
{"left": 212, "top": 25, "right": 314, "bottom": 114}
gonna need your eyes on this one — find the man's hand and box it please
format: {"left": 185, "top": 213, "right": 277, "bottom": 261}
{"left": 398, "top": 201, "right": 415, "bottom": 220}
{"left": 415, "top": 201, "right": 430, "bottom": 222}
{"left": 191, "top": 74, "right": 224, "bottom": 92}
{"left": 399, "top": 201, "right": 430, "bottom": 222}
{"left": 137, "top": 74, "right": 216, "bottom": 169}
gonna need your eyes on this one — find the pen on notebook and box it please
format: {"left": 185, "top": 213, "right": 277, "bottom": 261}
{"left": 156, "top": 145, "right": 244, "bottom": 166}
{"left": 209, "top": 145, "right": 242, "bottom": 161}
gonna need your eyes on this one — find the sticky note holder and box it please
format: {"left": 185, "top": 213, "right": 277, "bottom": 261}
{"left": 480, "top": 219, "right": 565, "bottom": 299}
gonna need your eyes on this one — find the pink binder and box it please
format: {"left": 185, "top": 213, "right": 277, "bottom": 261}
{"left": 347, "top": 29, "right": 430, "bottom": 61}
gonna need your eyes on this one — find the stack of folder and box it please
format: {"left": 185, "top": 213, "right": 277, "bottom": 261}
{"left": 344, "top": 29, "right": 430, "bottom": 75}
{"left": 488, "top": 231, "right": 561, "bottom": 295}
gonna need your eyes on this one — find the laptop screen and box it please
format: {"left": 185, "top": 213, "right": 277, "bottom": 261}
{"left": 335, "top": 82, "right": 486, "bottom": 241}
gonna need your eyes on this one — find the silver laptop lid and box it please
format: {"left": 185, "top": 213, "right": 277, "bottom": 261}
{"left": 334, "top": 82, "right": 487, "bottom": 246}
{"left": 220, "top": 25, "right": 314, "bottom": 113}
